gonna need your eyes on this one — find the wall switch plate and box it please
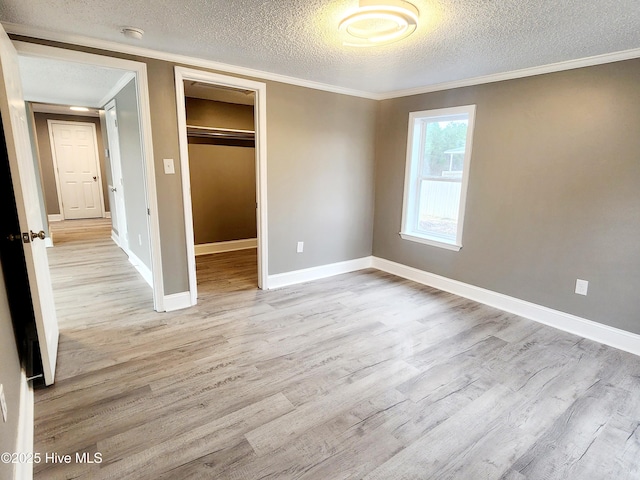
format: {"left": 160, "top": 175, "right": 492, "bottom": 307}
{"left": 296, "top": 241, "right": 304, "bottom": 253}
{"left": 163, "top": 158, "right": 175, "bottom": 175}
{"left": 138, "top": 234, "right": 142, "bottom": 246}
{"left": 575, "top": 279, "right": 589, "bottom": 296}
{"left": 0, "top": 384, "right": 7, "bottom": 423}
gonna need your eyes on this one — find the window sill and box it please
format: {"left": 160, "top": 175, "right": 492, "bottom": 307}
{"left": 399, "top": 232, "right": 462, "bottom": 251}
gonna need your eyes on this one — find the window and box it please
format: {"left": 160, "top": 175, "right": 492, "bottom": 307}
{"left": 400, "top": 105, "right": 476, "bottom": 251}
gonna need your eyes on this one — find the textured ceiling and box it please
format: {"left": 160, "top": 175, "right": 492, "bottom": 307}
{"left": 18, "top": 55, "right": 130, "bottom": 107}
{"left": 2, "top": 0, "right": 640, "bottom": 94}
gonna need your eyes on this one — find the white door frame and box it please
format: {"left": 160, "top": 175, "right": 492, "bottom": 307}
{"left": 14, "top": 41, "right": 166, "bottom": 312}
{"left": 46, "top": 119, "right": 106, "bottom": 220}
{"left": 103, "top": 99, "right": 129, "bottom": 252}
{"left": 174, "top": 66, "right": 268, "bottom": 305}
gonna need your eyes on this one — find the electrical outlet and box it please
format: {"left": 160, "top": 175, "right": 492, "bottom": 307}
{"left": 575, "top": 279, "right": 589, "bottom": 296}
{"left": 0, "top": 384, "right": 7, "bottom": 423}
{"left": 296, "top": 241, "right": 304, "bottom": 253}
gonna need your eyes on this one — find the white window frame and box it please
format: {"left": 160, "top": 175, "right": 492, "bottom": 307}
{"left": 400, "top": 104, "right": 476, "bottom": 251}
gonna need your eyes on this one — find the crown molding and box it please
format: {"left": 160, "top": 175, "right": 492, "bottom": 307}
{"left": 2, "top": 22, "right": 379, "bottom": 100}
{"left": 378, "top": 47, "right": 640, "bottom": 100}
{"left": 5, "top": 22, "right": 640, "bottom": 102}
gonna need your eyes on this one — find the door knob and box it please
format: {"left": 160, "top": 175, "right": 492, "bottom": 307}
{"left": 93, "top": 176, "right": 98, "bottom": 181}
{"left": 110, "top": 187, "right": 117, "bottom": 192}
{"left": 30, "top": 230, "right": 46, "bottom": 241}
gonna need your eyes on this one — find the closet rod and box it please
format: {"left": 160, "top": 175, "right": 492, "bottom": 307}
{"left": 186, "top": 125, "right": 255, "bottom": 141}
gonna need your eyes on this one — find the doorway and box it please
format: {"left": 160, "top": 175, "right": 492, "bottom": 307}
{"left": 174, "top": 67, "right": 268, "bottom": 305}
{"left": 15, "top": 41, "right": 165, "bottom": 311}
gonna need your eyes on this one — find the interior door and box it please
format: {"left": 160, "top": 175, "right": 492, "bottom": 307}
{"left": 49, "top": 120, "right": 103, "bottom": 219}
{"left": 0, "top": 25, "right": 59, "bottom": 385}
{"left": 104, "top": 100, "right": 128, "bottom": 251}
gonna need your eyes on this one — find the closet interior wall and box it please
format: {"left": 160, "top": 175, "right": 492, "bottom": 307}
{"left": 185, "top": 96, "right": 257, "bottom": 247}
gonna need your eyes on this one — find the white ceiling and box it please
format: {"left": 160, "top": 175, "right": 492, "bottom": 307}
{"left": 18, "top": 55, "right": 130, "bottom": 107}
{"left": 2, "top": 0, "right": 640, "bottom": 95}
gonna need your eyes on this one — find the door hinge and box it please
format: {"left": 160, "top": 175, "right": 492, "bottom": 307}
{"left": 147, "top": 208, "right": 150, "bottom": 216}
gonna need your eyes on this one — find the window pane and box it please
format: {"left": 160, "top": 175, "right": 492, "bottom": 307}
{"left": 421, "top": 119, "right": 468, "bottom": 179}
{"left": 417, "top": 179, "right": 461, "bottom": 241}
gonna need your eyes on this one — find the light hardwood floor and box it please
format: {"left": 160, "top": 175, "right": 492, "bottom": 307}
{"left": 35, "top": 219, "right": 640, "bottom": 479}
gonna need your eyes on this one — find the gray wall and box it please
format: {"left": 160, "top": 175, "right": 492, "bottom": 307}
{"left": 0, "top": 266, "right": 23, "bottom": 480}
{"left": 267, "top": 82, "right": 377, "bottom": 274}
{"left": 373, "top": 59, "right": 640, "bottom": 334}
{"left": 145, "top": 59, "right": 188, "bottom": 294}
{"left": 185, "top": 96, "right": 254, "bottom": 130}
{"left": 112, "top": 78, "right": 151, "bottom": 269}
{"left": 186, "top": 97, "right": 257, "bottom": 244}
{"left": 188, "top": 144, "right": 257, "bottom": 244}
{"left": 33, "top": 113, "right": 109, "bottom": 216}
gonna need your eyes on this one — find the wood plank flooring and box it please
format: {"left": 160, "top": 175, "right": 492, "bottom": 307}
{"left": 34, "top": 218, "right": 640, "bottom": 479}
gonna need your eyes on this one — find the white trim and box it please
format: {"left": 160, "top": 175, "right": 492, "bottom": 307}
{"left": 44, "top": 237, "right": 53, "bottom": 248}
{"left": 399, "top": 233, "right": 461, "bottom": 251}
{"left": 127, "top": 249, "right": 153, "bottom": 288}
{"left": 46, "top": 121, "right": 64, "bottom": 219}
{"left": 163, "top": 292, "right": 192, "bottom": 312}
{"left": 400, "top": 105, "right": 475, "bottom": 252}
{"left": 267, "top": 257, "right": 373, "bottom": 290}
{"left": 46, "top": 119, "right": 106, "bottom": 219}
{"left": 47, "top": 213, "right": 62, "bottom": 222}
{"left": 379, "top": 48, "right": 640, "bottom": 99}
{"left": 6, "top": 22, "right": 640, "bottom": 101}
{"left": 195, "top": 238, "right": 257, "bottom": 256}
{"left": 98, "top": 71, "right": 135, "bottom": 107}
{"left": 5, "top": 23, "right": 377, "bottom": 100}
{"left": 372, "top": 257, "right": 640, "bottom": 357}
{"left": 15, "top": 370, "right": 33, "bottom": 480}
{"left": 15, "top": 41, "right": 166, "bottom": 312}
{"left": 104, "top": 211, "right": 111, "bottom": 219}
{"left": 103, "top": 98, "right": 129, "bottom": 253}
{"left": 174, "top": 67, "right": 269, "bottom": 306}
{"left": 110, "top": 230, "right": 121, "bottom": 248}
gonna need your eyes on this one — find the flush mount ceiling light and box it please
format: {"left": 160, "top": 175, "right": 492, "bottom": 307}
{"left": 70, "top": 106, "right": 89, "bottom": 112}
{"left": 339, "top": 0, "right": 419, "bottom": 47}
{"left": 121, "top": 27, "right": 144, "bottom": 40}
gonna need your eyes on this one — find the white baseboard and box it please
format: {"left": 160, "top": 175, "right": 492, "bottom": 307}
{"left": 267, "top": 256, "right": 374, "bottom": 290}
{"left": 372, "top": 257, "right": 640, "bottom": 356}
{"left": 47, "top": 214, "right": 62, "bottom": 222}
{"left": 127, "top": 249, "right": 153, "bottom": 288}
{"left": 15, "top": 370, "right": 33, "bottom": 480}
{"left": 163, "top": 292, "right": 192, "bottom": 312}
{"left": 104, "top": 211, "right": 111, "bottom": 219}
{"left": 195, "top": 238, "right": 257, "bottom": 256}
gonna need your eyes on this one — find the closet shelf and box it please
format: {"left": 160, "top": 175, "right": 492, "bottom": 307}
{"left": 187, "top": 125, "right": 255, "bottom": 141}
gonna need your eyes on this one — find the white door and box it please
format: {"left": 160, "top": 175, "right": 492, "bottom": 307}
{"left": 0, "top": 25, "right": 59, "bottom": 385}
{"left": 49, "top": 120, "right": 103, "bottom": 220}
{"left": 104, "top": 100, "right": 128, "bottom": 251}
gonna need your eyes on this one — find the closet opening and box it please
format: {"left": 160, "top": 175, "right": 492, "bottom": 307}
{"left": 182, "top": 80, "right": 259, "bottom": 296}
